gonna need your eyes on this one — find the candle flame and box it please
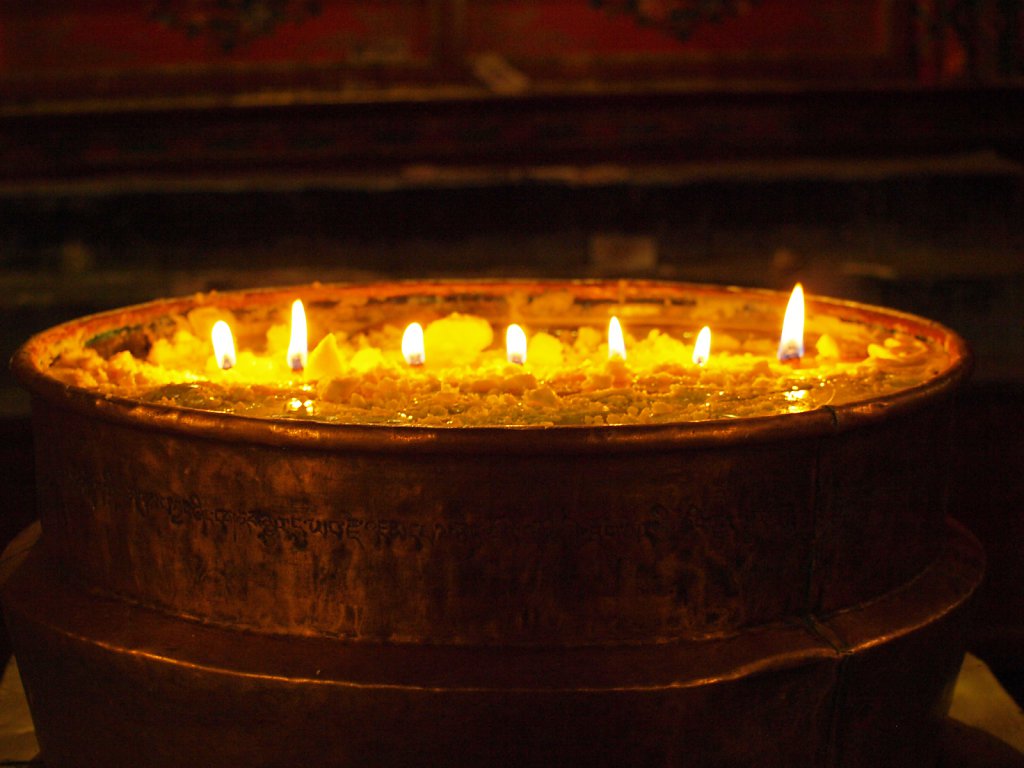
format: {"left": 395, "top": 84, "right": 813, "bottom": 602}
{"left": 608, "top": 316, "right": 626, "bottom": 360}
{"left": 402, "top": 322, "right": 425, "bottom": 366}
{"left": 506, "top": 324, "right": 527, "bottom": 365}
{"left": 211, "top": 320, "right": 236, "bottom": 371}
{"left": 777, "top": 283, "right": 805, "bottom": 361}
{"left": 288, "top": 299, "right": 308, "bottom": 371}
{"left": 692, "top": 325, "right": 711, "bottom": 366}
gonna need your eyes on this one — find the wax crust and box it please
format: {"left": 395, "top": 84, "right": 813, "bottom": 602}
{"left": 46, "top": 303, "right": 952, "bottom": 427}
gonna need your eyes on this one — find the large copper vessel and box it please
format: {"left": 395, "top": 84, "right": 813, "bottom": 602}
{"left": 3, "top": 280, "right": 982, "bottom": 767}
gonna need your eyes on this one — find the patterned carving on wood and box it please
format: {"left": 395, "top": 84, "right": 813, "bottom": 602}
{"left": 151, "top": 0, "right": 322, "bottom": 51}
{"left": 590, "top": 0, "right": 764, "bottom": 40}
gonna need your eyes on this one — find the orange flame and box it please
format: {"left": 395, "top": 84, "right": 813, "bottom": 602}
{"left": 692, "top": 325, "right": 711, "bottom": 367}
{"left": 211, "top": 320, "right": 236, "bottom": 371}
{"left": 506, "top": 324, "right": 527, "bottom": 365}
{"left": 608, "top": 316, "right": 626, "bottom": 360}
{"left": 288, "top": 299, "right": 308, "bottom": 371}
{"left": 777, "top": 284, "right": 805, "bottom": 361}
{"left": 402, "top": 322, "right": 425, "bottom": 366}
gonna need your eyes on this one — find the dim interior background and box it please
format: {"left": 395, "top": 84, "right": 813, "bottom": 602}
{"left": 0, "top": 0, "right": 1022, "bottom": 708}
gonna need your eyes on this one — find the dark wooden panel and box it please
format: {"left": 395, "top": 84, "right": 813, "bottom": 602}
{"left": 2, "top": 87, "right": 1022, "bottom": 186}
{"left": 0, "top": 1, "right": 1020, "bottom": 184}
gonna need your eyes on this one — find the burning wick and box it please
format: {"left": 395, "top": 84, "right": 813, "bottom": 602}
{"left": 211, "top": 320, "right": 236, "bottom": 371}
{"left": 608, "top": 316, "right": 627, "bottom": 361}
{"left": 402, "top": 322, "right": 425, "bottom": 366}
{"left": 506, "top": 324, "right": 527, "bottom": 365}
{"left": 777, "top": 283, "right": 805, "bottom": 362}
{"left": 288, "top": 299, "right": 308, "bottom": 372}
{"left": 692, "top": 325, "right": 711, "bottom": 367}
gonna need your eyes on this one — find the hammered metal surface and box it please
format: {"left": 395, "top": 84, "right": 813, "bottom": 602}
{"left": 33, "top": 403, "right": 820, "bottom": 643}
{"left": 1, "top": 522, "right": 983, "bottom": 768}
{"left": 810, "top": 403, "right": 955, "bottom": 615}
{"left": 4, "top": 282, "right": 979, "bottom": 766}
{"left": 15, "top": 281, "right": 970, "bottom": 645}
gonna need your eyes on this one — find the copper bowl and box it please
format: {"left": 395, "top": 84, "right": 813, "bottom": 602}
{"left": 2, "top": 280, "right": 983, "bottom": 767}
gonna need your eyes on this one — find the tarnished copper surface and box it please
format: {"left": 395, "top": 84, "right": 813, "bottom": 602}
{"left": 10, "top": 280, "right": 971, "bottom": 645}
{"left": 2, "top": 520, "right": 983, "bottom": 768}
{"left": 3, "top": 280, "right": 980, "bottom": 766}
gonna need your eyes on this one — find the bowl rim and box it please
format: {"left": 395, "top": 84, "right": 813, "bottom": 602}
{"left": 10, "top": 278, "right": 972, "bottom": 454}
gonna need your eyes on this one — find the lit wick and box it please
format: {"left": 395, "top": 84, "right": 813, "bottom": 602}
{"left": 692, "top": 325, "right": 711, "bottom": 367}
{"left": 211, "top": 320, "right": 236, "bottom": 371}
{"left": 777, "top": 283, "right": 805, "bottom": 362}
{"left": 288, "top": 299, "right": 308, "bottom": 372}
{"left": 506, "top": 324, "right": 527, "bottom": 365}
{"left": 402, "top": 322, "right": 425, "bottom": 366}
{"left": 608, "top": 316, "right": 627, "bottom": 361}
